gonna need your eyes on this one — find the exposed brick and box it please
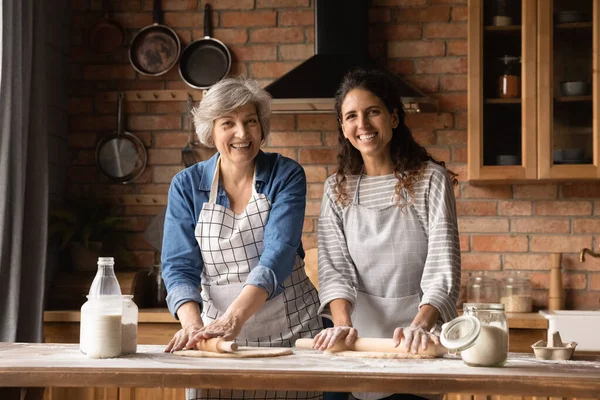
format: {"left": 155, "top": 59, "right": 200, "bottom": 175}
{"left": 303, "top": 166, "right": 327, "bottom": 183}
{"left": 452, "top": 6, "right": 468, "bottom": 21}
{"left": 514, "top": 184, "right": 558, "bottom": 199}
{"left": 153, "top": 166, "right": 183, "bottom": 183}
{"left": 413, "top": 130, "right": 436, "bottom": 146}
{"left": 163, "top": 12, "right": 201, "bottom": 28}
{"left": 251, "top": 62, "right": 299, "bottom": 78}
{"left": 69, "top": 97, "right": 94, "bottom": 114}
{"left": 269, "top": 132, "right": 321, "bottom": 147}
{"left": 454, "top": 112, "right": 467, "bottom": 129}
{"left": 370, "top": 25, "right": 422, "bottom": 41}
{"left": 107, "top": 13, "right": 152, "bottom": 29}
{"left": 250, "top": 27, "right": 305, "bottom": 43}
{"left": 127, "top": 116, "right": 181, "bottom": 131}
{"left": 462, "top": 185, "right": 512, "bottom": 199}
{"left": 256, "top": 0, "right": 309, "bottom": 7}
{"left": 437, "top": 130, "right": 467, "bottom": 145}
{"left": 460, "top": 235, "right": 470, "bottom": 251}
{"left": 372, "top": 0, "right": 427, "bottom": 5}
{"left": 394, "top": 6, "right": 451, "bottom": 22}
{"left": 386, "top": 59, "right": 416, "bottom": 75}
{"left": 450, "top": 164, "right": 467, "bottom": 182}
{"left": 279, "top": 10, "right": 314, "bottom": 26}
{"left": 68, "top": 133, "right": 98, "bottom": 148}
{"left": 498, "top": 201, "right": 532, "bottom": 216}
{"left": 122, "top": 206, "right": 166, "bottom": 216}
{"left": 562, "top": 182, "right": 600, "bottom": 198}
{"left": 302, "top": 218, "right": 314, "bottom": 232}
{"left": 154, "top": 132, "right": 188, "bottom": 148}
{"left": 406, "top": 112, "right": 453, "bottom": 130}
{"left": 230, "top": 62, "right": 249, "bottom": 76}
{"left": 298, "top": 148, "right": 338, "bottom": 165}
{"left": 305, "top": 200, "right": 321, "bottom": 217}
{"left": 447, "top": 39, "right": 468, "bottom": 56}
{"left": 458, "top": 218, "right": 509, "bottom": 233}
{"left": 143, "top": 0, "right": 198, "bottom": 10}
{"left": 302, "top": 233, "right": 317, "bottom": 249}
{"left": 72, "top": 116, "right": 115, "bottom": 132}
{"left": 415, "top": 57, "right": 467, "bottom": 74}
{"left": 595, "top": 201, "right": 600, "bottom": 216}
{"left": 573, "top": 218, "right": 600, "bottom": 233}
{"left": 307, "top": 182, "right": 324, "bottom": 199}
{"left": 456, "top": 200, "right": 497, "bottom": 216}
{"left": 461, "top": 253, "right": 501, "bottom": 271}
{"left": 270, "top": 114, "right": 296, "bottom": 131}
{"left": 440, "top": 75, "right": 467, "bottom": 91}
{"left": 261, "top": 147, "right": 297, "bottom": 160}
{"left": 431, "top": 0, "right": 467, "bottom": 4}
{"left": 427, "top": 147, "right": 451, "bottom": 164}
{"left": 297, "top": 114, "right": 338, "bottom": 130}
{"left": 209, "top": 0, "right": 255, "bottom": 9}
{"left": 369, "top": 8, "right": 392, "bottom": 23}
{"left": 471, "top": 235, "right": 528, "bottom": 252}
{"left": 407, "top": 75, "right": 439, "bottom": 93}
{"left": 530, "top": 235, "right": 592, "bottom": 253}
{"left": 323, "top": 132, "right": 340, "bottom": 147}
{"left": 148, "top": 149, "right": 182, "bottom": 165}
{"left": 388, "top": 40, "right": 445, "bottom": 58}
{"left": 434, "top": 92, "right": 468, "bottom": 112}
{"left": 72, "top": 149, "right": 96, "bottom": 166}
{"left": 450, "top": 146, "right": 466, "bottom": 163}
{"left": 210, "top": 29, "right": 249, "bottom": 44}
{"left": 504, "top": 254, "right": 555, "bottom": 271}
{"left": 424, "top": 22, "right": 467, "bottom": 39}
{"left": 534, "top": 201, "right": 592, "bottom": 216}
{"left": 511, "top": 218, "right": 569, "bottom": 233}
{"left": 590, "top": 274, "right": 600, "bottom": 290}
{"left": 279, "top": 44, "right": 314, "bottom": 60}
{"left": 221, "top": 11, "right": 277, "bottom": 28}
{"left": 229, "top": 45, "right": 277, "bottom": 61}
{"left": 147, "top": 102, "right": 186, "bottom": 115}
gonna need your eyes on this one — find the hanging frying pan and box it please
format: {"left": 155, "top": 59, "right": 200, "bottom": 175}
{"left": 129, "top": 0, "right": 181, "bottom": 76}
{"left": 96, "top": 93, "right": 147, "bottom": 183}
{"left": 88, "top": 0, "right": 125, "bottom": 54}
{"left": 179, "top": 4, "right": 231, "bottom": 89}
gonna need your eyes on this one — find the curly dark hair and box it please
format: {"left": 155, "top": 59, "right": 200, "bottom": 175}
{"left": 333, "top": 68, "right": 458, "bottom": 208}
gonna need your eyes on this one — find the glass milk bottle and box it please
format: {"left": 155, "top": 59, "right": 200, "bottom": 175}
{"left": 80, "top": 257, "right": 123, "bottom": 358}
{"left": 121, "top": 295, "right": 138, "bottom": 354}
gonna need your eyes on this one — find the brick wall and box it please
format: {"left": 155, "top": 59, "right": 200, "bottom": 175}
{"left": 67, "top": 0, "right": 600, "bottom": 309}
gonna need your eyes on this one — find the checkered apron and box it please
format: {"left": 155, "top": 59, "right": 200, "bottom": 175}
{"left": 344, "top": 172, "right": 430, "bottom": 400}
{"left": 187, "top": 157, "right": 322, "bottom": 400}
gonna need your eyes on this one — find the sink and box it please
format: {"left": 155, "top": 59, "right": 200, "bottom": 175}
{"left": 539, "top": 310, "right": 600, "bottom": 351}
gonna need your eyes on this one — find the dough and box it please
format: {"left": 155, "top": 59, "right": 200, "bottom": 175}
{"left": 326, "top": 350, "right": 437, "bottom": 359}
{"left": 173, "top": 346, "right": 293, "bottom": 358}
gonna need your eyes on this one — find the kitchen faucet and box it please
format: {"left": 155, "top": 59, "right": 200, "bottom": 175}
{"left": 579, "top": 247, "right": 600, "bottom": 262}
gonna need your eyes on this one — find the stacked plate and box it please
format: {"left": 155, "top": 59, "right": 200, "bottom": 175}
{"left": 555, "top": 10, "right": 588, "bottom": 23}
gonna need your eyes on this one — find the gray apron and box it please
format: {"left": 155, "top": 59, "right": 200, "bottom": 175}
{"left": 189, "top": 157, "right": 322, "bottom": 400}
{"left": 343, "top": 172, "right": 432, "bottom": 400}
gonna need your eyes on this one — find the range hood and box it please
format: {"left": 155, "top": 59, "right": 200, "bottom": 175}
{"left": 265, "top": 0, "right": 434, "bottom": 114}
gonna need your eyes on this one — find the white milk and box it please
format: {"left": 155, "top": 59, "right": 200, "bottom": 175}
{"left": 80, "top": 313, "right": 122, "bottom": 359}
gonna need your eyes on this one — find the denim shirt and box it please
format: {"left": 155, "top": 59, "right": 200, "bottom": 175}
{"left": 161, "top": 150, "right": 307, "bottom": 318}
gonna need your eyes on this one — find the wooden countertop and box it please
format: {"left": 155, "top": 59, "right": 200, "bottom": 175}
{"left": 0, "top": 343, "right": 598, "bottom": 396}
{"left": 44, "top": 309, "right": 549, "bottom": 329}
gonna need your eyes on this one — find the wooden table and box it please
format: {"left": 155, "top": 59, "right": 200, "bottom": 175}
{"left": 1, "top": 343, "right": 599, "bottom": 397}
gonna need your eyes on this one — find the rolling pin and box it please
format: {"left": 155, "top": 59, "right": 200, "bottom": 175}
{"left": 295, "top": 337, "right": 446, "bottom": 357}
{"left": 194, "top": 338, "right": 238, "bottom": 353}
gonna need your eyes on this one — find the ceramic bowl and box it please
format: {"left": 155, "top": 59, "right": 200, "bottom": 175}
{"left": 560, "top": 81, "right": 591, "bottom": 96}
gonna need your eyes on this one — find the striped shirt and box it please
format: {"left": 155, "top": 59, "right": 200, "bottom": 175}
{"left": 317, "top": 162, "right": 461, "bottom": 325}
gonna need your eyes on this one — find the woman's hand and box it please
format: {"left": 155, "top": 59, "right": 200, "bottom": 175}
{"left": 312, "top": 326, "right": 358, "bottom": 351}
{"left": 393, "top": 325, "right": 440, "bottom": 354}
{"left": 187, "top": 312, "right": 242, "bottom": 344}
{"left": 165, "top": 320, "right": 204, "bottom": 353}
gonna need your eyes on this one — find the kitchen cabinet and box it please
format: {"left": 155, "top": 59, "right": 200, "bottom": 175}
{"left": 42, "top": 310, "right": 551, "bottom": 400}
{"left": 468, "top": 0, "right": 600, "bottom": 182}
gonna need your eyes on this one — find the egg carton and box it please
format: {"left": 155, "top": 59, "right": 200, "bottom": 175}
{"left": 531, "top": 331, "right": 578, "bottom": 360}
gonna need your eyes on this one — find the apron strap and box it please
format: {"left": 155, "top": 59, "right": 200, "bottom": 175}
{"left": 208, "top": 156, "right": 259, "bottom": 204}
{"left": 353, "top": 166, "right": 364, "bottom": 204}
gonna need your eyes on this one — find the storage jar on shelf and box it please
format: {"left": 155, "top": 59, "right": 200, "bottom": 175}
{"left": 500, "top": 272, "right": 532, "bottom": 313}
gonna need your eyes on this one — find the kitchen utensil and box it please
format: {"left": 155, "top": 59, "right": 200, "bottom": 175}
{"left": 182, "top": 95, "right": 198, "bottom": 167}
{"left": 179, "top": 4, "right": 231, "bottom": 89}
{"left": 295, "top": 337, "right": 446, "bottom": 357}
{"left": 88, "top": 0, "right": 125, "bottom": 54}
{"left": 560, "top": 81, "right": 590, "bottom": 96}
{"left": 531, "top": 332, "right": 577, "bottom": 361}
{"left": 195, "top": 338, "right": 238, "bottom": 353}
{"left": 174, "top": 347, "right": 293, "bottom": 358}
{"left": 548, "top": 253, "right": 563, "bottom": 311}
{"left": 96, "top": 93, "right": 147, "bottom": 183}
{"left": 129, "top": 0, "right": 181, "bottom": 76}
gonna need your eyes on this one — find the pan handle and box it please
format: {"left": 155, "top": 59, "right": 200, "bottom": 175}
{"left": 117, "top": 92, "right": 125, "bottom": 136}
{"left": 102, "top": 0, "right": 111, "bottom": 19}
{"left": 153, "top": 0, "right": 162, "bottom": 25}
{"left": 204, "top": 4, "right": 212, "bottom": 38}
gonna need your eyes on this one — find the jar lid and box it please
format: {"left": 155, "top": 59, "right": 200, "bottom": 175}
{"left": 463, "top": 302, "right": 505, "bottom": 311}
{"left": 440, "top": 315, "right": 481, "bottom": 352}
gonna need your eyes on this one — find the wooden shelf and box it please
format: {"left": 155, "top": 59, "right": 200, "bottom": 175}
{"left": 555, "top": 95, "right": 593, "bottom": 102}
{"left": 484, "top": 25, "right": 522, "bottom": 32}
{"left": 555, "top": 22, "right": 593, "bottom": 29}
{"left": 485, "top": 98, "right": 522, "bottom": 104}
{"left": 95, "top": 90, "right": 205, "bottom": 103}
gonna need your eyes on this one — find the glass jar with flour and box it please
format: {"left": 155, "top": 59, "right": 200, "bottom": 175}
{"left": 121, "top": 295, "right": 138, "bottom": 354}
{"left": 80, "top": 257, "right": 123, "bottom": 359}
{"left": 440, "top": 303, "right": 509, "bottom": 367}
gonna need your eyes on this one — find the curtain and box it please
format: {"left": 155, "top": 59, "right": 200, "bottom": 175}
{"left": 0, "top": 0, "right": 48, "bottom": 397}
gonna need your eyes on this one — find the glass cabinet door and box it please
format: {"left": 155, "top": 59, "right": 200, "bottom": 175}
{"left": 538, "top": 0, "right": 600, "bottom": 179}
{"left": 469, "top": 0, "right": 537, "bottom": 182}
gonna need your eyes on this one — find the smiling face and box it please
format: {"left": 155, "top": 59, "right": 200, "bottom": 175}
{"left": 340, "top": 88, "right": 399, "bottom": 162}
{"left": 212, "top": 103, "right": 262, "bottom": 169}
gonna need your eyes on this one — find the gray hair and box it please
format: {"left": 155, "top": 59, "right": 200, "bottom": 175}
{"left": 192, "top": 77, "right": 272, "bottom": 148}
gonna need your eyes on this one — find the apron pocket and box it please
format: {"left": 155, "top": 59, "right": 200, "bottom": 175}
{"left": 353, "top": 291, "right": 421, "bottom": 338}
{"left": 205, "top": 282, "right": 289, "bottom": 341}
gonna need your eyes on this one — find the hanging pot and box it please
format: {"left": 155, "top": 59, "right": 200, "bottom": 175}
{"left": 88, "top": 0, "right": 125, "bottom": 54}
{"left": 96, "top": 93, "right": 147, "bottom": 183}
{"left": 129, "top": 0, "right": 181, "bottom": 76}
{"left": 179, "top": 4, "right": 231, "bottom": 89}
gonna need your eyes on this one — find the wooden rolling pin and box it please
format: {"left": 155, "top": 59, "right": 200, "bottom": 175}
{"left": 194, "top": 338, "right": 238, "bottom": 353}
{"left": 295, "top": 338, "right": 446, "bottom": 357}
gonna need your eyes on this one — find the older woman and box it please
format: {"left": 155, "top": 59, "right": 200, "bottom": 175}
{"left": 315, "top": 69, "right": 461, "bottom": 400}
{"left": 162, "top": 77, "right": 322, "bottom": 400}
